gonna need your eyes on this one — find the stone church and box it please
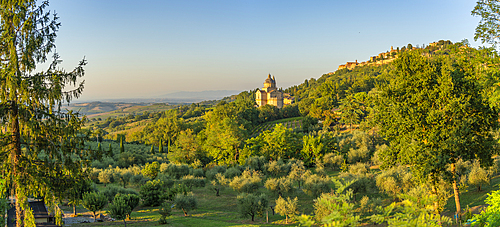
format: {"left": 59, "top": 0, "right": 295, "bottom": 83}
{"left": 255, "top": 74, "right": 284, "bottom": 108}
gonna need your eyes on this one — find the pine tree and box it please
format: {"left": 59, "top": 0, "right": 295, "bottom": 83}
{"left": 0, "top": 2, "right": 91, "bottom": 225}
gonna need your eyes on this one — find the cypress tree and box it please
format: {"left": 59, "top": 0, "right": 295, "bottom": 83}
{"left": 150, "top": 145, "right": 155, "bottom": 154}
{"left": 97, "top": 143, "right": 102, "bottom": 152}
{"left": 120, "top": 137, "right": 125, "bottom": 153}
{"left": 108, "top": 144, "right": 113, "bottom": 156}
{"left": 159, "top": 139, "right": 163, "bottom": 153}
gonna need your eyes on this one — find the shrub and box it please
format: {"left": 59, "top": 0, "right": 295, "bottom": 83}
{"left": 225, "top": 166, "right": 242, "bottom": 179}
{"left": 244, "top": 156, "right": 267, "bottom": 172}
{"left": 140, "top": 179, "right": 166, "bottom": 206}
{"left": 348, "top": 162, "right": 369, "bottom": 175}
{"left": 158, "top": 202, "right": 172, "bottom": 224}
{"left": 130, "top": 174, "right": 150, "bottom": 186}
{"left": 206, "top": 165, "right": 226, "bottom": 180}
{"left": 190, "top": 168, "right": 204, "bottom": 177}
{"left": 101, "top": 185, "right": 138, "bottom": 202}
{"left": 302, "top": 172, "right": 330, "bottom": 198}
{"left": 156, "top": 173, "right": 175, "bottom": 188}
{"left": 108, "top": 194, "right": 132, "bottom": 226}
{"left": 275, "top": 196, "right": 299, "bottom": 224}
{"left": 229, "top": 170, "right": 262, "bottom": 193}
{"left": 98, "top": 169, "right": 114, "bottom": 186}
{"left": 237, "top": 193, "right": 268, "bottom": 222}
{"left": 323, "top": 153, "right": 344, "bottom": 170}
{"left": 164, "top": 163, "right": 190, "bottom": 179}
{"left": 347, "top": 146, "right": 370, "bottom": 164}
{"left": 82, "top": 192, "right": 108, "bottom": 222}
{"left": 174, "top": 193, "right": 197, "bottom": 216}
{"left": 376, "top": 166, "right": 415, "bottom": 200}
{"left": 264, "top": 177, "right": 293, "bottom": 197}
{"left": 142, "top": 161, "right": 161, "bottom": 179}
{"left": 181, "top": 175, "right": 206, "bottom": 189}
{"left": 265, "top": 159, "right": 290, "bottom": 177}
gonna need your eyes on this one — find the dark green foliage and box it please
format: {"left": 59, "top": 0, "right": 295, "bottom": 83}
{"left": 140, "top": 179, "right": 167, "bottom": 206}
{"left": 181, "top": 175, "right": 206, "bottom": 189}
{"left": 120, "top": 137, "right": 125, "bottom": 153}
{"left": 158, "top": 202, "right": 172, "bottom": 224}
{"left": 206, "top": 165, "right": 227, "bottom": 181}
{"left": 174, "top": 193, "right": 198, "bottom": 216}
{"left": 243, "top": 156, "right": 267, "bottom": 172}
{"left": 224, "top": 166, "right": 242, "bottom": 179}
{"left": 164, "top": 183, "right": 190, "bottom": 201}
{"left": 159, "top": 139, "right": 164, "bottom": 153}
{"left": 82, "top": 192, "right": 108, "bottom": 222}
{"left": 164, "top": 163, "right": 191, "bottom": 179}
{"left": 108, "top": 194, "right": 132, "bottom": 226}
{"left": 101, "top": 185, "right": 138, "bottom": 202}
{"left": 190, "top": 168, "right": 204, "bottom": 177}
{"left": 130, "top": 174, "right": 150, "bottom": 186}
{"left": 116, "top": 152, "right": 147, "bottom": 168}
{"left": 156, "top": 173, "right": 175, "bottom": 188}
{"left": 302, "top": 172, "right": 331, "bottom": 198}
{"left": 237, "top": 193, "right": 269, "bottom": 222}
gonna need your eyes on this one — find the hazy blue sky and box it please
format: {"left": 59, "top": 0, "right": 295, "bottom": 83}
{"left": 44, "top": 0, "right": 484, "bottom": 101}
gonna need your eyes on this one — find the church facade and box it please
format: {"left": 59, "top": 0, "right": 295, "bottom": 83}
{"left": 255, "top": 74, "right": 284, "bottom": 108}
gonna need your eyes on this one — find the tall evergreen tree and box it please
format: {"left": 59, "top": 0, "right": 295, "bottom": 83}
{"left": 120, "top": 137, "right": 125, "bottom": 153}
{"left": 0, "top": 1, "right": 91, "bottom": 226}
{"left": 159, "top": 139, "right": 163, "bottom": 153}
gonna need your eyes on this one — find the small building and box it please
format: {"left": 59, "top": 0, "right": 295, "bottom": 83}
{"left": 255, "top": 74, "right": 284, "bottom": 108}
{"left": 7, "top": 200, "right": 59, "bottom": 227}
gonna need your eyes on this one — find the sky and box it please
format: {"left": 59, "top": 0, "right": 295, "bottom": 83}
{"left": 43, "top": 0, "right": 485, "bottom": 101}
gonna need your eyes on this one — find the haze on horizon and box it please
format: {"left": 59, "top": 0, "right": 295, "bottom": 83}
{"left": 45, "top": 0, "right": 483, "bottom": 101}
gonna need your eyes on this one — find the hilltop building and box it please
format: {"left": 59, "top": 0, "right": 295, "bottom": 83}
{"left": 255, "top": 74, "right": 293, "bottom": 108}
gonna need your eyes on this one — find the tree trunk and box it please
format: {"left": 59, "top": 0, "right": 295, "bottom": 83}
{"left": 73, "top": 205, "right": 77, "bottom": 216}
{"left": 451, "top": 163, "right": 461, "bottom": 220}
{"left": 215, "top": 187, "right": 220, "bottom": 196}
{"left": 251, "top": 214, "right": 254, "bottom": 221}
{"left": 182, "top": 208, "right": 187, "bottom": 216}
{"left": 286, "top": 215, "right": 288, "bottom": 224}
{"left": 123, "top": 219, "right": 127, "bottom": 227}
{"left": 93, "top": 211, "right": 97, "bottom": 222}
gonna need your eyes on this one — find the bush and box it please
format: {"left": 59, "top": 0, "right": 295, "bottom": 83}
{"left": 101, "top": 185, "right": 138, "bottom": 202}
{"left": 130, "top": 174, "right": 150, "bottom": 186}
{"left": 206, "top": 165, "right": 226, "bottom": 180}
{"left": 140, "top": 179, "right": 167, "bottom": 206}
{"left": 82, "top": 192, "right": 108, "bottom": 222}
{"left": 164, "top": 163, "right": 190, "bottom": 179}
{"left": 244, "top": 156, "right": 267, "bottom": 172}
{"left": 142, "top": 161, "right": 161, "bottom": 179}
{"left": 347, "top": 146, "right": 370, "bottom": 164}
{"left": 376, "top": 166, "right": 415, "bottom": 200}
{"left": 174, "top": 193, "right": 198, "bottom": 216}
{"left": 190, "top": 168, "right": 204, "bottom": 177}
{"left": 348, "top": 162, "right": 369, "bottom": 175}
{"left": 181, "top": 175, "right": 206, "bottom": 189}
{"left": 156, "top": 173, "right": 175, "bottom": 188}
{"left": 98, "top": 169, "right": 114, "bottom": 186}
{"left": 264, "top": 177, "right": 293, "bottom": 197}
{"left": 158, "top": 202, "right": 172, "bottom": 224}
{"left": 323, "top": 153, "right": 344, "bottom": 170}
{"left": 265, "top": 159, "right": 291, "bottom": 177}
{"left": 302, "top": 172, "right": 330, "bottom": 198}
{"left": 229, "top": 170, "right": 262, "bottom": 193}
{"left": 225, "top": 166, "right": 242, "bottom": 179}
{"left": 108, "top": 194, "right": 132, "bottom": 226}
{"left": 237, "top": 193, "right": 268, "bottom": 222}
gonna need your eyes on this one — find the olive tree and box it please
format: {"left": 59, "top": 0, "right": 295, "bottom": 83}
{"left": 82, "top": 192, "right": 108, "bottom": 222}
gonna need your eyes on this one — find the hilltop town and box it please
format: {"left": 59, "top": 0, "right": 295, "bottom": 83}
{"left": 335, "top": 40, "right": 453, "bottom": 72}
